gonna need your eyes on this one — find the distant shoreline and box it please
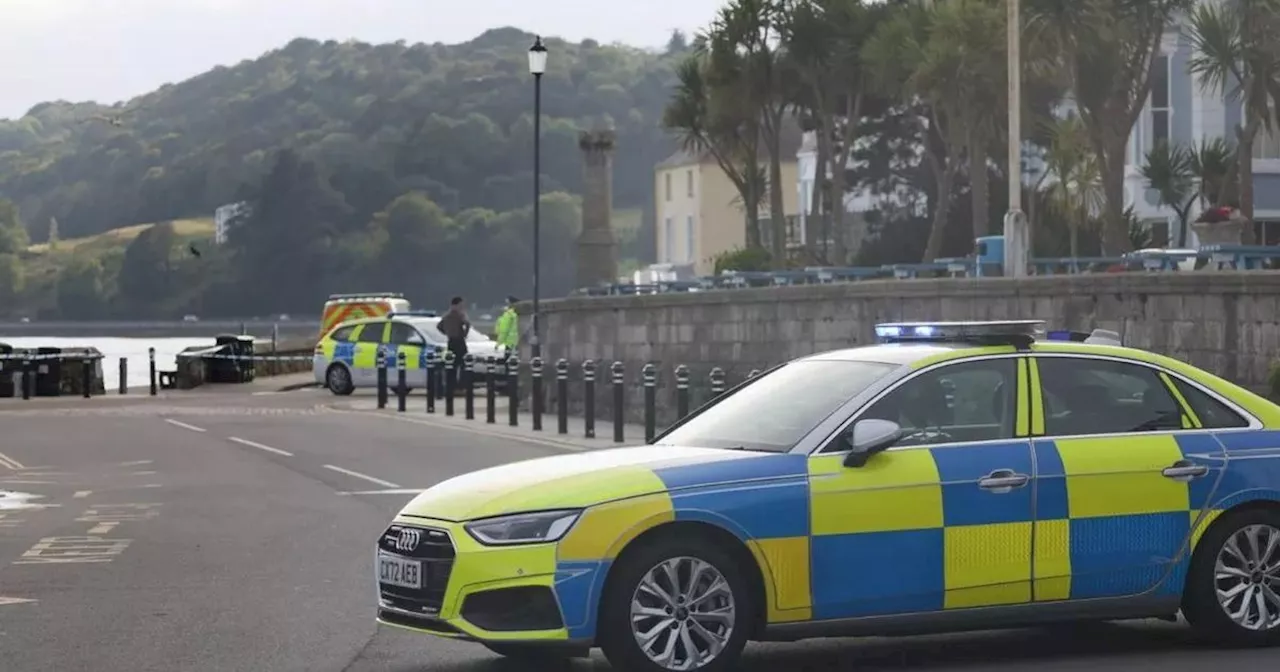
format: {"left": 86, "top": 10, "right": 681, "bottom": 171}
{"left": 0, "top": 320, "right": 321, "bottom": 339}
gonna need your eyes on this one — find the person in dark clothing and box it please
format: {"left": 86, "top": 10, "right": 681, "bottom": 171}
{"left": 436, "top": 296, "right": 471, "bottom": 387}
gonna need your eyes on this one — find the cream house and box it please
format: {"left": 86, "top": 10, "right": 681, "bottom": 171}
{"left": 654, "top": 149, "right": 801, "bottom": 276}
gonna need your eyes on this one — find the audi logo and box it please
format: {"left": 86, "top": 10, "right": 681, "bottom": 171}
{"left": 394, "top": 528, "right": 421, "bottom": 553}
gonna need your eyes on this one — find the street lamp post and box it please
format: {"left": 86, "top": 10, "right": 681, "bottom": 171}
{"left": 528, "top": 36, "right": 547, "bottom": 358}
{"left": 1003, "top": 0, "right": 1029, "bottom": 277}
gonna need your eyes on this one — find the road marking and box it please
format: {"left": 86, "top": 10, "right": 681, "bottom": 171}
{"left": 87, "top": 522, "right": 120, "bottom": 535}
{"left": 14, "top": 537, "right": 131, "bottom": 564}
{"left": 337, "top": 488, "right": 427, "bottom": 496}
{"left": 228, "top": 436, "right": 294, "bottom": 457}
{"left": 73, "top": 491, "right": 92, "bottom": 498}
{"left": 77, "top": 503, "right": 161, "bottom": 523}
{"left": 0, "top": 452, "right": 25, "bottom": 470}
{"left": 332, "top": 409, "right": 590, "bottom": 452}
{"left": 322, "top": 465, "right": 400, "bottom": 488}
{"left": 163, "top": 419, "right": 206, "bottom": 433}
{"left": 119, "top": 460, "right": 153, "bottom": 466}
{"left": 0, "top": 514, "right": 23, "bottom": 528}
{"left": 129, "top": 471, "right": 158, "bottom": 476}
{"left": 0, "top": 596, "right": 37, "bottom": 606}
{"left": 0, "top": 480, "right": 59, "bottom": 486}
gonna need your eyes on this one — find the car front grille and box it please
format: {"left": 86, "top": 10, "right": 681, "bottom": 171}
{"left": 377, "top": 524, "right": 455, "bottom": 615}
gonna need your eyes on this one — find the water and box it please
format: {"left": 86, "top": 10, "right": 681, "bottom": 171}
{"left": 0, "top": 336, "right": 215, "bottom": 391}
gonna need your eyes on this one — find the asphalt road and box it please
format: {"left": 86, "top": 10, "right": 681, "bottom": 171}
{"left": 0, "top": 388, "right": 1274, "bottom": 671}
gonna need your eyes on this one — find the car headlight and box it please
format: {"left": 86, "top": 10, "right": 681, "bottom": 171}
{"left": 463, "top": 509, "right": 581, "bottom": 546}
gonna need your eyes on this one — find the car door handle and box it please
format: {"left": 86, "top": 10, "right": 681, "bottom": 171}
{"left": 1162, "top": 460, "right": 1209, "bottom": 482}
{"left": 978, "top": 469, "right": 1029, "bottom": 493}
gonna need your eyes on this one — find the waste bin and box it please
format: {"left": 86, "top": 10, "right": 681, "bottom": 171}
{"left": 35, "top": 347, "right": 63, "bottom": 396}
{"left": 0, "top": 343, "right": 12, "bottom": 398}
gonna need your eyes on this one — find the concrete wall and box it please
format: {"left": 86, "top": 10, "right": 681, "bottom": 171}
{"left": 520, "top": 272, "right": 1280, "bottom": 429}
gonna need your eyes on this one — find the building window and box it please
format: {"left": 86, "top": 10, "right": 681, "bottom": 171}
{"left": 664, "top": 217, "right": 673, "bottom": 261}
{"left": 685, "top": 215, "right": 695, "bottom": 263}
{"left": 665, "top": 173, "right": 671, "bottom": 201}
{"left": 686, "top": 170, "right": 694, "bottom": 197}
{"left": 1150, "top": 54, "right": 1170, "bottom": 146}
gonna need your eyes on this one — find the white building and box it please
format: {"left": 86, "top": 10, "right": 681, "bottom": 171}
{"left": 213, "top": 202, "right": 250, "bottom": 245}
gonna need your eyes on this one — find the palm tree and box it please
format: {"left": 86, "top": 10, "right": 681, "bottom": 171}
{"left": 706, "top": 0, "right": 791, "bottom": 261}
{"left": 779, "top": 0, "right": 885, "bottom": 264}
{"left": 1044, "top": 115, "right": 1105, "bottom": 258}
{"left": 1140, "top": 141, "right": 1197, "bottom": 247}
{"left": 1190, "top": 137, "right": 1234, "bottom": 210}
{"left": 1026, "top": 0, "right": 1193, "bottom": 255}
{"left": 662, "top": 53, "right": 766, "bottom": 249}
{"left": 864, "top": 0, "right": 1006, "bottom": 261}
{"left": 1185, "top": 0, "right": 1280, "bottom": 244}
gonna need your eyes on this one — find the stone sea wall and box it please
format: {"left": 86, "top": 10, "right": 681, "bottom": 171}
{"left": 518, "top": 272, "right": 1280, "bottom": 428}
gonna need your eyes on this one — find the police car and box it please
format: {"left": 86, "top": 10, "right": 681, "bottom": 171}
{"left": 314, "top": 310, "right": 503, "bottom": 395}
{"left": 373, "top": 320, "right": 1280, "bottom": 671}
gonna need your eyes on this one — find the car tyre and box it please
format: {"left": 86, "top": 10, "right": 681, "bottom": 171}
{"left": 1182, "top": 507, "right": 1280, "bottom": 646}
{"left": 326, "top": 364, "right": 354, "bottom": 396}
{"left": 598, "top": 533, "right": 754, "bottom": 672}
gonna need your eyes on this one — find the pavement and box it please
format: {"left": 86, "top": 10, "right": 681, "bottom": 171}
{"left": 0, "top": 384, "right": 1274, "bottom": 671}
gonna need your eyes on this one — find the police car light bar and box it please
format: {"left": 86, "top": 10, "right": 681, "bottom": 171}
{"left": 874, "top": 320, "right": 1045, "bottom": 348}
{"left": 389, "top": 310, "right": 438, "bottom": 318}
{"left": 1045, "top": 328, "right": 1122, "bottom": 347}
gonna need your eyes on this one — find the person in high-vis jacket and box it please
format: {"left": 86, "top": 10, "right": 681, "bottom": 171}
{"left": 495, "top": 296, "right": 519, "bottom": 358}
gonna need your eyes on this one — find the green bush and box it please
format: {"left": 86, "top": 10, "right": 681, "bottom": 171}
{"left": 713, "top": 246, "right": 773, "bottom": 274}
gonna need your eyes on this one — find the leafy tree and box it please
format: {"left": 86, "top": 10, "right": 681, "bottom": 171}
{"left": 0, "top": 253, "right": 23, "bottom": 312}
{"left": 0, "top": 199, "right": 29, "bottom": 255}
{"left": 118, "top": 221, "right": 176, "bottom": 311}
{"left": 1027, "top": 0, "right": 1193, "bottom": 254}
{"left": 1185, "top": 0, "right": 1280, "bottom": 243}
{"left": 56, "top": 255, "right": 105, "bottom": 319}
{"left": 1141, "top": 141, "right": 1197, "bottom": 247}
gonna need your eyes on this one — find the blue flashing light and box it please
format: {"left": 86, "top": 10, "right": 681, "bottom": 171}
{"left": 874, "top": 320, "right": 1045, "bottom": 347}
{"left": 1046, "top": 330, "right": 1091, "bottom": 342}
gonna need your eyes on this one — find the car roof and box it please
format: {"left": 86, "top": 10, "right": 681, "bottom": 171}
{"left": 796, "top": 339, "right": 1154, "bottom": 368}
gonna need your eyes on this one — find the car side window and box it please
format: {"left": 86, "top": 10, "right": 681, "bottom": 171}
{"left": 356, "top": 323, "right": 386, "bottom": 343}
{"left": 389, "top": 323, "right": 424, "bottom": 345}
{"left": 329, "top": 325, "right": 355, "bottom": 342}
{"left": 1036, "top": 357, "right": 1182, "bottom": 436}
{"left": 1171, "top": 377, "right": 1250, "bottom": 429}
{"left": 858, "top": 358, "right": 1018, "bottom": 447}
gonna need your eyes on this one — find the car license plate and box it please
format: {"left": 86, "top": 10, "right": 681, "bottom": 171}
{"left": 378, "top": 553, "right": 422, "bottom": 590}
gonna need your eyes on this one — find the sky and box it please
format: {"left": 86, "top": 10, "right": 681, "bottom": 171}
{"left": 0, "top": 0, "right": 725, "bottom": 120}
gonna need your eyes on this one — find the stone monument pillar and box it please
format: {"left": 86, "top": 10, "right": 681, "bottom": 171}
{"left": 577, "top": 129, "right": 618, "bottom": 288}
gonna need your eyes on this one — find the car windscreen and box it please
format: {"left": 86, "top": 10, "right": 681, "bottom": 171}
{"left": 655, "top": 359, "right": 899, "bottom": 453}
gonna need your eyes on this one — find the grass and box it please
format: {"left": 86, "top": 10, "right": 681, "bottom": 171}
{"left": 26, "top": 218, "right": 214, "bottom": 254}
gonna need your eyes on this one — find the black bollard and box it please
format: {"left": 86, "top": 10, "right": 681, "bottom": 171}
{"left": 642, "top": 363, "right": 656, "bottom": 443}
{"left": 556, "top": 359, "right": 569, "bottom": 435}
{"left": 507, "top": 355, "right": 520, "bottom": 427}
{"left": 710, "top": 367, "right": 726, "bottom": 400}
{"left": 396, "top": 351, "right": 408, "bottom": 413}
{"left": 82, "top": 357, "right": 92, "bottom": 399}
{"left": 119, "top": 357, "right": 128, "bottom": 395}
{"left": 443, "top": 351, "right": 456, "bottom": 417}
{"left": 464, "top": 354, "right": 475, "bottom": 420}
{"left": 485, "top": 356, "right": 496, "bottom": 424}
{"left": 611, "top": 361, "right": 625, "bottom": 443}
{"left": 425, "top": 349, "right": 437, "bottom": 414}
{"left": 148, "top": 347, "right": 157, "bottom": 396}
{"left": 583, "top": 360, "right": 596, "bottom": 439}
{"left": 531, "top": 357, "right": 544, "bottom": 432}
{"left": 675, "top": 364, "right": 690, "bottom": 420}
{"left": 21, "top": 359, "right": 32, "bottom": 400}
{"left": 376, "top": 349, "right": 388, "bottom": 410}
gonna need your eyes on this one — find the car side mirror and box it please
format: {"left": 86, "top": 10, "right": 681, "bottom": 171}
{"left": 843, "top": 419, "right": 905, "bottom": 468}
